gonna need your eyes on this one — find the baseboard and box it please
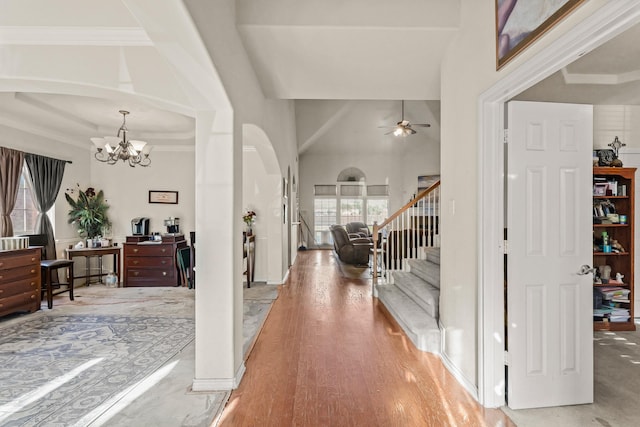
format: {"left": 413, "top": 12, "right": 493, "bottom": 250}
{"left": 439, "top": 320, "right": 479, "bottom": 402}
{"left": 191, "top": 362, "right": 246, "bottom": 392}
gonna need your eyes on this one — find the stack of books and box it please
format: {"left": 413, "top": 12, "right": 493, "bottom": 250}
{"left": 594, "top": 286, "right": 631, "bottom": 322}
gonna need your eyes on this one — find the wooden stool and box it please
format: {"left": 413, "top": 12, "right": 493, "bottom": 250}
{"left": 40, "top": 259, "right": 74, "bottom": 309}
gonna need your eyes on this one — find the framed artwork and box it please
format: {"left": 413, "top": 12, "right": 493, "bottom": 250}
{"left": 496, "top": 0, "right": 586, "bottom": 69}
{"left": 418, "top": 175, "right": 440, "bottom": 193}
{"left": 148, "top": 190, "right": 179, "bottom": 204}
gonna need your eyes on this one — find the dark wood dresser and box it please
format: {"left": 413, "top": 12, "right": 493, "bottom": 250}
{"left": 123, "top": 235, "right": 187, "bottom": 287}
{"left": 0, "top": 248, "right": 41, "bottom": 316}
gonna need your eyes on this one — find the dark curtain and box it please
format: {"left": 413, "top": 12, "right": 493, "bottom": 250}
{"left": 24, "top": 153, "right": 66, "bottom": 260}
{"left": 0, "top": 147, "right": 25, "bottom": 237}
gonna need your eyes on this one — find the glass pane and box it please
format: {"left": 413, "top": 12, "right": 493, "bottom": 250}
{"left": 9, "top": 168, "right": 38, "bottom": 235}
{"left": 367, "top": 199, "right": 389, "bottom": 226}
{"left": 314, "top": 198, "right": 337, "bottom": 245}
{"left": 340, "top": 198, "right": 363, "bottom": 224}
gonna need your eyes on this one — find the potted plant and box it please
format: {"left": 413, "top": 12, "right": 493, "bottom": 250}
{"left": 65, "top": 185, "right": 111, "bottom": 239}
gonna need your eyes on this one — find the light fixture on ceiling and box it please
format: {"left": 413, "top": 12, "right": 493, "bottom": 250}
{"left": 91, "top": 110, "right": 152, "bottom": 167}
{"left": 379, "top": 100, "right": 430, "bottom": 137}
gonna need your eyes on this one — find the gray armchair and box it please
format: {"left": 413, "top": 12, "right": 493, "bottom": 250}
{"left": 329, "top": 225, "right": 371, "bottom": 266}
{"left": 345, "top": 221, "right": 371, "bottom": 238}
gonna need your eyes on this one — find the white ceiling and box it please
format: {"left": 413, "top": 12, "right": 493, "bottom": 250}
{"left": 1, "top": 1, "right": 640, "bottom": 153}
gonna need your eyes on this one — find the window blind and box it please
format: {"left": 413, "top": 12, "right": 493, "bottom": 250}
{"left": 340, "top": 185, "right": 364, "bottom": 197}
{"left": 314, "top": 185, "right": 337, "bottom": 196}
{"left": 367, "top": 185, "right": 389, "bottom": 196}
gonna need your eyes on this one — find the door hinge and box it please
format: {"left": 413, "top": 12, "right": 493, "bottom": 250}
{"left": 503, "top": 129, "right": 509, "bottom": 144}
{"left": 504, "top": 350, "right": 509, "bottom": 366}
{"left": 503, "top": 239, "right": 508, "bottom": 254}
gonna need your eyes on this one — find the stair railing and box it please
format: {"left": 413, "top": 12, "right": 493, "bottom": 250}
{"left": 372, "top": 180, "right": 440, "bottom": 286}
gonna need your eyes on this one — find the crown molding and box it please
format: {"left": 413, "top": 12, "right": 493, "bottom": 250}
{"left": 0, "top": 26, "right": 152, "bottom": 46}
{"left": 562, "top": 66, "right": 640, "bottom": 85}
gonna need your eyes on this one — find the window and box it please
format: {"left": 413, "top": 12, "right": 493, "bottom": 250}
{"left": 366, "top": 198, "right": 389, "bottom": 226}
{"left": 313, "top": 198, "right": 336, "bottom": 245}
{"left": 340, "top": 198, "right": 364, "bottom": 224}
{"left": 312, "top": 179, "right": 389, "bottom": 247}
{"left": 10, "top": 167, "right": 38, "bottom": 235}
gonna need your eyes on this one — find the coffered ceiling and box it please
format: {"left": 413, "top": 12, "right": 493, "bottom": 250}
{"left": 0, "top": 1, "right": 640, "bottom": 153}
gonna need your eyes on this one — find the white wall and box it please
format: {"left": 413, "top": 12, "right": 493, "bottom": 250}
{"left": 90, "top": 148, "right": 195, "bottom": 243}
{"left": 440, "top": 0, "right": 608, "bottom": 397}
{"left": 243, "top": 148, "right": 282, "bottom": 283}
{"left": 185, "top": 0, "right": 299, "bottom": 386}
{"left": 594, "top": 105, "right": 640, "bottom": 149}
{"left": 299, "top": 145, "right": 439, "bottom": 238}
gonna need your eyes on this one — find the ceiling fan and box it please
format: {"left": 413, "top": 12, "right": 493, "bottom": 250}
{"left": 380, "top": 100, "right": 431, "bottom": 137}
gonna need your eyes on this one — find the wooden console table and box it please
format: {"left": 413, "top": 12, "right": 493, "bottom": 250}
{"left": 66, "top": 246, "right": 121, "bottom": 287}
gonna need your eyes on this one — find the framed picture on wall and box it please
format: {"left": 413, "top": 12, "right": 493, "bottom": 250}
{"left": 149, "top": 190, "right": 179, "bottom": 204}
{"left": 496, "top": 0, "right": 586, "bottom": 69}
{"left": 418, "top": 175, "right": 440, "bottom": 193}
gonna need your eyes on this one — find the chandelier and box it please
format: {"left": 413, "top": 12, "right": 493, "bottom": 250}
{"left": 91, "top": 110, "right": 152, "bottom": 167}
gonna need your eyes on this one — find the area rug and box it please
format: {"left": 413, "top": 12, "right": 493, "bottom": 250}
{"left": 0, "top": 314, "right": 194, "bottom": 426}
{"left": 242, "top": 284, "right": 279, "bottom": 356}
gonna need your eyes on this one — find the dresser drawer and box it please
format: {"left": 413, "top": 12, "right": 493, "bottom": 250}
{"left": 125, "top": 244, "right": 174, "bottom": 257}
{"left": 0, "top": 264, "right": 39, "bottom": 282}
{"left": 0, "top": 249, "right": 40, "bottom": 269}
{"left": 0, "top": 290, "right": 40, "bottom": 316}
{"left": 126, "top": 268, "right": 176, "bottom": 280}
{"left": 125, "top": 256, "right": 174, "bottom": 268}
{"left": 0, "top": 276, "right": 40, "bottom": 298}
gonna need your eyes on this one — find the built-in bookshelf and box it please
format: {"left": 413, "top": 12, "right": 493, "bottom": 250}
{"left": 593, "top": 167, "right": 636, "bottom": 331}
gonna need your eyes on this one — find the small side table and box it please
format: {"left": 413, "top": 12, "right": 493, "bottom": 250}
{"left": 66, "top": 246, "right": 122, "bottom": 287}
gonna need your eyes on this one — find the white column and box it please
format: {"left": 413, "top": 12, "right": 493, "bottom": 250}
{"left": 192, "top": 109, "right": 244, "bottom": 390}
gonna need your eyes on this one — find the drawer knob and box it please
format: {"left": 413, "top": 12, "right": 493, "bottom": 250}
{"left": 0, "top": 289, "right": 3, "bottom": 294}
{"left": 162, "top": 272, "right": 167, "bottom": 276}
{"left": 161, "top": 249, "right": 166, "bottom": 253}
{"left": 0, "top": 262, "right": 3, "bottom": 267}
{"left": 133, "top": 272, "right": 139, "bottom": 276}
{"left": 161, "top": 260, "right": 167, "bottom": 265}
{"left": 133, "top": 260, "right": 139, "bottom": 265}
{"left": 30, "top": 294, "right": 35, "bottom": 299}
{"left": 30, "top": 269, "right": 36, "bottom": 274}
{"left": 30, "top": 282, "right": 36, "bottom": 287}
{"left": 133, "top": 248, "right": 139, "bottom": 253}
{"left": 31, "top": 257, "right": 36, "bottom": 261}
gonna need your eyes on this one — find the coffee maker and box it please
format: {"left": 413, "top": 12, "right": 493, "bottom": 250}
{"left": 131, "top": 217, "right": 150, "bottom": 235}
{"left": 164, "top": 217, "right": 180, "bottom": 234}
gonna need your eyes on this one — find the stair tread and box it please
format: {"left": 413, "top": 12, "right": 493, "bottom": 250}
{"left": 392, "top": 271, "right": 439, "bottom": 318}
{"left": 377, "top": 285, "right": 438, "bottom": 331}
{"left": 424, "top": 247, "right": 440, "bottom": 265}
{"left": 406, "top": 259, "right": 440, "bottom": 289}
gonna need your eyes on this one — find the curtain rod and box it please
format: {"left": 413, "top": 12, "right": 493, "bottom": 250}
{"left": 1, "top": 146, "right": 72, "bottom": 164}
{"left": 28, "top": 152, "right": 73, "bottom": 164}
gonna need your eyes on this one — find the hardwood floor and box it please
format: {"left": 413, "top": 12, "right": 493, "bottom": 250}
{"left": 217, "top": 249, "right": 514, "bottom": 427}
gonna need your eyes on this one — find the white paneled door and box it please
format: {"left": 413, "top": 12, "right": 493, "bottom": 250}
{"left": 507, "top": 101, "right": 593, "bottom": 409}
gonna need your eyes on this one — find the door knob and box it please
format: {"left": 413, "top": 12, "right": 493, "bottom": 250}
{"left": 578, "top": 264, "right": 595, "bottom": 275}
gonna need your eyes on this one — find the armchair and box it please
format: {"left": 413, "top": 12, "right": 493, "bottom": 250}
{"left": 329, "top": 225, "right": 372, "bottom": 266}
{"left": 345, "top": 222, "right": 371, "bottom": 238}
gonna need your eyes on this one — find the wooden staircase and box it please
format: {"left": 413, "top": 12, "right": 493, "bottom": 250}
{"left": 372, "top": 180, "right": 441, "bottom": 354}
